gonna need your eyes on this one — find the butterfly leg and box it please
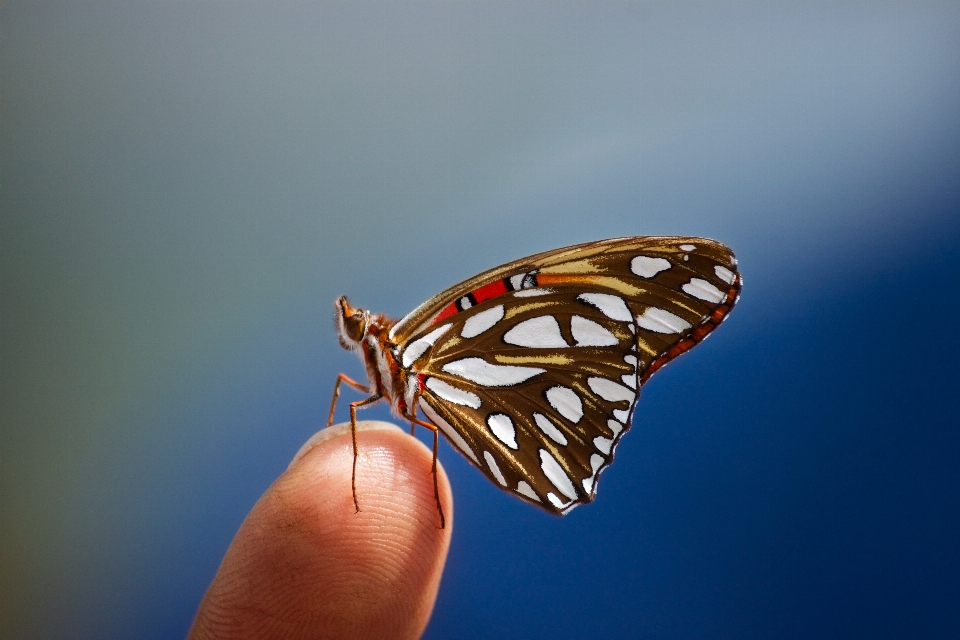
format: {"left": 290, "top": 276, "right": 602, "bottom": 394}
{"left": 327, "top": 373, "right": 370, "bottom": 427}
{"left": 348, "top": 392, "right": 382, "bottom": 513}
{"left": 401, "top": 407, "right": 446, "bottom": 529}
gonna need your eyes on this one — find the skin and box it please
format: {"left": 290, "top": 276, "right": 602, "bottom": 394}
{"left": 188, "top": 421, "right": 452, "bottom": 640}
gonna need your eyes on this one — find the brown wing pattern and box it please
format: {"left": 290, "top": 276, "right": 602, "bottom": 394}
{"left": 398, "top": 237, "right": 741, "bottom": 514}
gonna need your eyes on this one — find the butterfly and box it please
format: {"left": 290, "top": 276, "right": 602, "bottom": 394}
{"left": 328, "top": 237, "right": 741, "bottom": 527}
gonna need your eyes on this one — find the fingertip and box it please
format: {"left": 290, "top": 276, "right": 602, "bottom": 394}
{"left": 190, "top": 422, "right": 452, "bottom": 640}
{"left": 287, "top": 421, "right": 453, "bottom": 535}
{"left": 287, "top": 420, "right": 404, "bottom": 470}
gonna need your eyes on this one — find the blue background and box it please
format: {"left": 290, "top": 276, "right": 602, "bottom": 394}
{"left": 2, "top": 2, "right": 959, "bottom": 638}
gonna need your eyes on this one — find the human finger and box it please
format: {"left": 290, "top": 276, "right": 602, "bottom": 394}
{"left": 188, "top": 420, "right": 453, "bottom": 640}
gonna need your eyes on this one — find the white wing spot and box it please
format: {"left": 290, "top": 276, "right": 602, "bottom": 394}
{"left": 578, "top": 293, "right": 632, "bottom": 321}
{"left": 621, "top": 373, "right": 637, "bottom": 389}
{"left": 593, "top": 436, "right": 613, "bottom": 455}
{"left": 442, "top": 358, "right": 545, "bottom": 386}
{"left": 540, "top": 449, "right": 578, "bottom": 501}
{"left": 630, "top": 255, "right": 671, "bottom": 278}
{"left": 624, "top": 354, "right": 638, "bottom": 367}
{"left": 715, "top": 265, "right": 735, "bottom": 284}
{"left": 571, "top": 315, "right": 619, "bottom": 347}
{"left": 582, "top": 476, "right": 594, "bottom": 494}
{"left": 683, "top": 278, "right": 725, "bottom": 303}
{"left": 547, "top": 493, "right": 565, "bottom": 509}
{"left": 679, "top": 243, "right": 696, "bottom": 251}
{"left": 483, "top": 451, "right": 508, "bottom": 486}
{"left": 546, "top": 386, "right": 583, "bottom": 423}
{"left": 419, "top": 398, "right": 479, "bottom": 464}
{"left": 513, "top": 288, "right": 554, "bottom": 298}
{"left": 607, "top": 419, "right": 623, "bottom": 437}
{"left": 401, "top": 324, "right": 452, "bottom": 367}
{"left": 461, "top": 305, "right": 504, "bottom": 339}
{"left": 516, "top": 481, "right": 540, "bottom": 502}
{"left": 533, "top": 412, "right": 568, "bottom": 446}
{"left": 503, "top": 315, "right": 568, "bottom": 348}
{"left": 590, "top": 453, "right": 605, "bottom": 474}
{"left": 613, "top": 409, "right": 630, "bottom": 423}
{"left": 636, "top": 307, "right": 692, "bottom": 334}
{"left": 588, "top": 377, "right": 635, "bottom": 404}
{"left": 561, "top": 500, "right": 580, "bottom": 514}
{"left": 487, "top": 413, "right": 518, "bottom": 449}
{"left": 424, "top": 376, "right": 481, "bottom": 409}
{"left": 583, "top": 453, "right": 606, "bottom": 494}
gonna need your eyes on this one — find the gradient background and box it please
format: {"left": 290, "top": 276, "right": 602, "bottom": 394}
{"left": 3, "top": 2, "right": 959, "bottom": 638}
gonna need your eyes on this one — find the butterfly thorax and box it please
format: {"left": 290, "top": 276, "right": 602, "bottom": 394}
{"left": 335, "top": 296, "right": 408, "bottom": 411}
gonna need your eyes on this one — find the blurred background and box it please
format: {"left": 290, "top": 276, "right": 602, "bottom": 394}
{"left": 2, "top": 2, "right": 959, "bottom": 638}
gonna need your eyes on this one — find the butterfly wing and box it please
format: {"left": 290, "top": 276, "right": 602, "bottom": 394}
{"left": 396, "top": 237, "right": 741, "bottom": 514}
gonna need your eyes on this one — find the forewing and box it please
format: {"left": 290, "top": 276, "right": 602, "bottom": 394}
{"left": 390, "top": 236, "right": 736, "bottom": 343}
{"left": 398, "top": 237, "right": 741, "bottom": 514}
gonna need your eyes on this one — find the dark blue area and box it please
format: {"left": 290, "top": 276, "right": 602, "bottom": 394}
{"left": 423, "top": 219, "right": 960, "bottom": 639}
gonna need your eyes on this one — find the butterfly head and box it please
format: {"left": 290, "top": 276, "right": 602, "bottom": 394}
{"left": 335, "top": 296, "right": 369, "bottom": 351}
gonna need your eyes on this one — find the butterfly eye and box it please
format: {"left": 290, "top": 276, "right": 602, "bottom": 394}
{"left": 335, "top": 296, "right": 367, "bottom": 349}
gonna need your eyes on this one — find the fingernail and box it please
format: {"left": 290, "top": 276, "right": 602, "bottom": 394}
{"left": 288, "top": 421, "right": 404, "bottom": 470}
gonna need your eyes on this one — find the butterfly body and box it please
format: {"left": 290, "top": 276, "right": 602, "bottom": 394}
{"left": 330, "top": 237, "right": 741, "bottom": 519}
